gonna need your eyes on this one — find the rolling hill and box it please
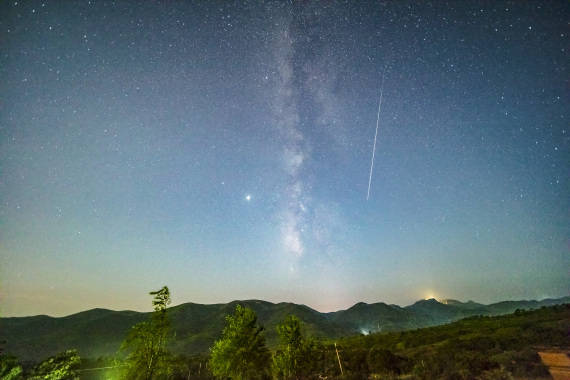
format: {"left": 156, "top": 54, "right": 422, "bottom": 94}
{"left": 1, "top": 296, "right": 568, "bottom": 363}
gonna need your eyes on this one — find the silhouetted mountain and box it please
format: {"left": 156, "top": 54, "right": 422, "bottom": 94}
{"left": 440, "top": 299, "right": 486, "bottom": 310}
{"left": 327, "top": 302, "right": 420, "bottom": 333}
{"left": 404, "top": 298, "right": 468, "bottom": 325}
{"left": 1, "top": 296, "right": 568, "bottom": 363}
{"left": 485, "top": 296, "right": 570, "bottom": 315}
{"left": 166, "top": 300, "right": 348, "bottom": 356}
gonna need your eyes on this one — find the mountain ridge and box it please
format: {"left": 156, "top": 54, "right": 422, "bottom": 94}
{"left": 6, "top": 296, "right": 568, "bottom": 319}
{"left": 2, "top": 296, "right": 568, "bottom": 363}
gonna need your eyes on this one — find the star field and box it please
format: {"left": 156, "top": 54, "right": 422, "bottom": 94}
{"left": 0, "top": 1, "right": 568, "bottom": 316}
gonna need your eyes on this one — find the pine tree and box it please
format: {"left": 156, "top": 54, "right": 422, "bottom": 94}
{"left": 273, "top": 315, "right": 316, "bottom": 379}
{"left": 209, "top": 304, "right": 271, "bottom": 380}
{"left": 121, "top": 286, "right": 172, "bottom": 380}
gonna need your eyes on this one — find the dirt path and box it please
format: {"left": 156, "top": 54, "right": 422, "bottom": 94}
{"left": 538, "top": 351, "right": 570, "bottom": 380}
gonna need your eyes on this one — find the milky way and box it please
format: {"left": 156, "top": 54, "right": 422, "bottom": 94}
{"left": 1, "top": 1, "right": 568, "bottom": 316}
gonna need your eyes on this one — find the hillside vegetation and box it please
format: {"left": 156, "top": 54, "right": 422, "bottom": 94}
{"left": 1, "top": 293, "right": 568, "bottom": 379}
{"left": 1, "top": 296, "right": 568, "bottom": 363}
{"left": 332, "top": 304, "right": 569, "bottom": 379}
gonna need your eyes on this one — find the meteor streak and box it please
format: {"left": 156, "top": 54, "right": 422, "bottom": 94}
{"left": 366, "top": 67, "right": 387, "bottom": 201}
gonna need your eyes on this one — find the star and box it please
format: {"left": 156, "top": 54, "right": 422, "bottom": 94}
{"left": 245, "top": 194, "right": 251, "bottom": 201}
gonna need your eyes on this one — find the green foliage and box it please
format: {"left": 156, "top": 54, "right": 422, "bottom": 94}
{"left": 476, "top": 367, "right": 514, "bottom": 380}
{"left": 28, "top": 349, "right": 80, "bottom": 380}
{"left": 209, "top": 305, "right": 271, "bottom": 380}
{"left": 337, "top": 346, "right": 368, "bottom": 378}
{"left": 491, "top": 348, "right": 550, "bottom": 378}
{"left": 150, "top": 287, "right": 171, "bottom": 313}
{"left": 411, "top": 349, "right": 497, "bottom": 379}
{"left": 120, "top": 286, "right": 172, "bottom": 380}
{"left": 0, "top": 354, "right": 23, "bottom": 380}
{"left": 0, "top": 301, "right": 566, "bottom": 379}
{"left": 162, "top": 353, "right": 212, "bottom": 380}
{"left": 4, "top": 297, "right": 568, "bottom": 363}
{"left": 77, "top": 356, "right": 124, "bottom": 380}
{"left": 273, "top": 315, "right": 318, "bottom": 379}
{"left": 334, "top": 304, "right": 569, "bottom": 379}
{"left": 366, "top": 346, "right": 402, "bottom": 375}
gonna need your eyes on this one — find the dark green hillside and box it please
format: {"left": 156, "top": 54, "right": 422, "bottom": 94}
{"left": 333, "top": 304, "right": 570, "bottom": 379}
{"left": 0, "top": 309, "right": 148, "bottom": 362}
{"left": 0, "top": 300, "right": 350, "bottom": 363}
{"left": 328, "top": 302, "right": 420, "bottom": 333}
{"left": 165, "top": 300, "right": 349, "bottom": 356}
{"left": 1, "top": 296, "right": 568, "bottom": 364}
{"left": 441, "top": 299, "right": 486, "bottom": 310}
{"left": 486, "top": 296, "right": 570, "bottom": 315}
{"left": 70, "top": 304, "right": 567, "bottom": 380}
{"left": 339, "top": 303, "right": 570, "bottom": 353}
{"left": 404, "top": 298, "right": 472, "bottom": 325}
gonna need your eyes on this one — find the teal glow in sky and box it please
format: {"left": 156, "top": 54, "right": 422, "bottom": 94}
{"left": 1, "top": 1, "right": 568, "bottom": 317}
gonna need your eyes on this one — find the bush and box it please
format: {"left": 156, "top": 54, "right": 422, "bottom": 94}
{"left": 477, "top": 367, "right": 514, "bottom": 380}
{"left": 28, "top": 349, "right": 81, "bottom": 380}
{"left": 0, "top": 355, "right": 23, "bottom": 380}
{"left": 367, "top": 346, "right": 401, "bottom": 375}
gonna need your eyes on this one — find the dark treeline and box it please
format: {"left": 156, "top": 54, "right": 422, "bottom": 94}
{"left": 1, "top": 287, "right": 568, "bottom": 379}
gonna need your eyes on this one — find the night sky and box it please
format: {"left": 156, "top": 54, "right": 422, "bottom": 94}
{"left": 1, "top": 1, "right": 568, "bottom": 317}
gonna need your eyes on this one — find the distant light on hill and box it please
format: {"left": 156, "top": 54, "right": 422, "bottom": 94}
{"left": 424, "top": 291, "right": 439, "bottom": 301}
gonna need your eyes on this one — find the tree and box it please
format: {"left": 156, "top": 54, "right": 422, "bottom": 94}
{"left": 0, "top": 354, "right": 23, "bottom": 380}
{"left": 121, "top": 286, "right": 172, "bottom": 380}
{"left": 28, "top": 349, "right": 80, "bottom": 380}
{"left": 273, "top": 315, "right": 316, "bottom": 379}
{"left": 209, "top": 304, "right": 271, "bottom": 380}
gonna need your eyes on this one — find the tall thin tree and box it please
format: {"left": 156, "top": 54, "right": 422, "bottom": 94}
{"left": 121, "top": 286, "right": 172, "bottom": 380}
